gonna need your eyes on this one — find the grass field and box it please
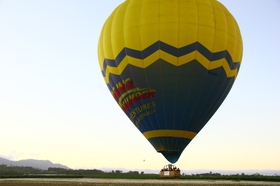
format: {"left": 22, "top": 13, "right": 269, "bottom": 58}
{"left": 1, "top": 174, "right": 280, "bottom": 181}
{"left": 1, "top": 178, "right": 280, "bottom": 186}
{"left": 0, "top": 174, "right": 280, "bottom": 186}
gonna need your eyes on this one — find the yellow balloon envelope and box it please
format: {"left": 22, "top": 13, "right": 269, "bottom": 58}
{"left": 98, "top": 0, "right": 243, "bottom": 163}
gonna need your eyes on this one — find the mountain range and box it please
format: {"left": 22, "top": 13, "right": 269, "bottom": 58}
{"left": 1, "top": 157, "right": 279, "bottom": 176}
{"left": 0, "top": 157, "right": 69, "bottom": 170}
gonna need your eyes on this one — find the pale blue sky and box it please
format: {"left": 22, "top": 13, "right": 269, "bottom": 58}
{"left": 0, "top": 0, "right": 279, "bottom": 172}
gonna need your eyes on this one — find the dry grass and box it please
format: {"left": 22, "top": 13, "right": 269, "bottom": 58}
{"left": 0, "top": 178, "right": 280, "bottom": 186}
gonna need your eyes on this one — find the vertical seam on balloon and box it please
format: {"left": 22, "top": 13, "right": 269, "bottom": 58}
{"left": 158, "top": 0, "right": 168, "bottom": 151}
{"left": 188, "top": 0, "right": 206, "bottom": 130}
{"left": 118, "top": 1, "right": 130, "bottom": 114}
{"left": 193, "top": 0, "right": 217, "bottom": 132}
{"left": 188, "top": 0, "right": 209, "bottom": 132}
{"left": 108, "top": 7, "right": 122, "bottom": 114}
{"left": 117, "top": 2, "right": 139, "bottom": 128}
{"left": 188, "top": 0, "right": 200, "bottom": 131}
{"left": 137, "top": 0, "right": 149, "bottom": 133}
{"left": 155, "top": 0, "right": 163, "bottom": 150}
{"left": 201, "top": 1, "right": 228, "bottom": 126}
{"left": 214, "top": 1, "right": 235, "bottom": 109}
{"left": 203, "top": 1, "right": 234, "bottom": 130}
{"left": 158, "top": 1, "right": 166, "bottom": 130}
{"left": 145, "top": 0, "right": 159, "bottom": 133}
{"left": 179, "top": 0, "right": 199, "bottom": 132}
{"left": 156, "top": 0, "right": 163, "bottom": 154}
{"left": 222, "top": 9, "right": 236, "bottom": 79}
{"left": 232, "top": 12, "right": 239, "bottom": 80}
{"left": 132, "top": 0, "right": 151, "bottom": 133}
{"left": 138, "top": 0, "right": 156, "bottom": 134}
{"left": 177, "top": 0, "right": 185, "bottom": 152}
{"left": 123, "top": 0, "right": 140, "bottom": 131}
{"left": 173, "top": 0, "right": 180, "bottom": 153}
{"left": 201, "top": 0, "right": 223, "bottom": 132}
{"left": 101, "top": 21, "right": 114, "bottom": 98}
{"left": 191, "top": 0, "right": 211, "bottom": 132}
{"left": 213, "top": 2, "right": 233, "bottom": 112}
{"left": 178, "top": 1, "right": 192, "bottom": 132}
{"left": 143, "top": 0, "right": 161, "bottom": 150}
{"left": 196, "top": 0, "right": 222, "bottom": 132}
{"left": 98, "top": 27, "right": 104, "bottom": 70}
{"left": 212, "top": 6, "right": 238, "bottom": 118}
{"left": 115, "top": 3, "right": 129, "bottom": 119}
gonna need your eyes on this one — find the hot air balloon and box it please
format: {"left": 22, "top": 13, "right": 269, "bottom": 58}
{"left": 98, "top": 0, "right": 242, "bottom": 163}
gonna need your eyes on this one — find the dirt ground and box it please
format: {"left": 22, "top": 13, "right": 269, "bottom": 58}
{"left": 0, "top": 178, "right": 280, "bottom": 186}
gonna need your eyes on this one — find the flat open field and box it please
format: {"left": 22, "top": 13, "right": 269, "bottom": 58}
{"left": 0, "top": 178, "right": 280, "bottom": 186}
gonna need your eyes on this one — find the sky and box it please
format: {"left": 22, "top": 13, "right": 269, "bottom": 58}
{"left": 0, "top": 0, "right": 280, "bottom": 173}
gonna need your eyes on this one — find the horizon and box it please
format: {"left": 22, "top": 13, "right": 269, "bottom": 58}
{"left": 1, "top": 156, "right": 280, "bottom": 176}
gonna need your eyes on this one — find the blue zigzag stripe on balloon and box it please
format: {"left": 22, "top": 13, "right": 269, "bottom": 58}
{"left": 101, "top": 41, "right": 241, "bottom": 77}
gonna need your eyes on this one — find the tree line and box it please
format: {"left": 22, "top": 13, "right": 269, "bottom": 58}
{"left": 1, "top": 164, "right": 280, "bottom": 183}
{"left": 0, "top": 164, "right": 143, "bottom": 176}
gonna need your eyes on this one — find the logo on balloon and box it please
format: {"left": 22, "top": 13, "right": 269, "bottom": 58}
{"left": 111, "top": 78, "right": 157, "bottom": 127}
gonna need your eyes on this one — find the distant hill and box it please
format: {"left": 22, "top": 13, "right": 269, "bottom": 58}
{"left": 0, "top": 157, "right": 70, "bottom": 170}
